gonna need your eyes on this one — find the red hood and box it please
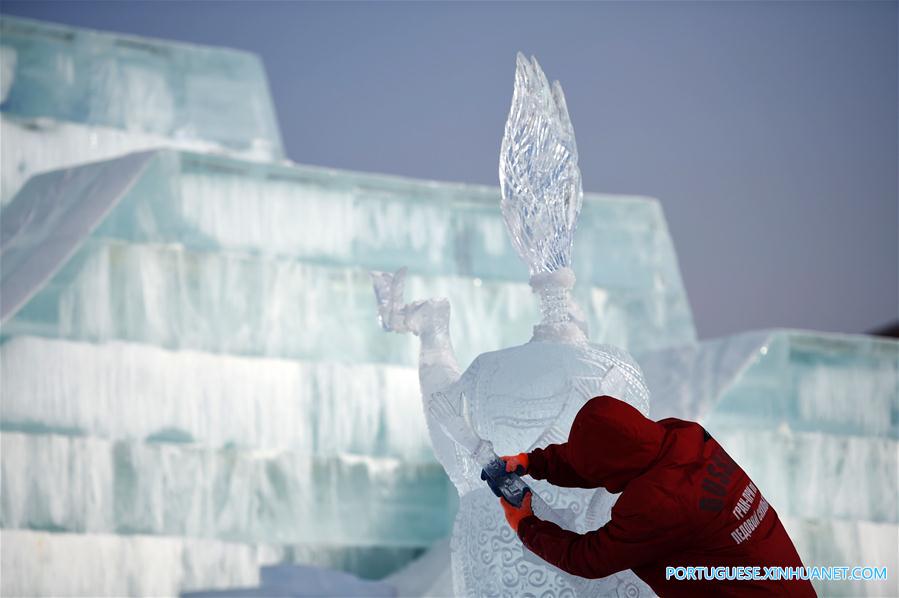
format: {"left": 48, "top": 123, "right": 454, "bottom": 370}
{"left": 566, "top": 395, "right": 666, "bottom": 493}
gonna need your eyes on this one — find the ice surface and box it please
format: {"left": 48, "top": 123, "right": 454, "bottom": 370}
{"left": 385, "top": 516, "right": 899, "bottom": 598}
{"left": 0, "top": 530, "right": 260, "bottom": 597}
{"left": 2, "top": 239, "right": 651, "bottom": 367}
{"left": 3, "top": 150, "right": 695, "bottom": 358}
{"left": 782, "top": 517, "right": 898, "bottom": 597}
{"left": 0, "top": 150, "right": 154, "bottom": 321}
{"left": 0, "top": 16, "right": 282, "bottom": 203}
{"left": 703, "top": 331, "right": 898, "bottom": 438}
{"left": 716, "top": 429, "right": 897, "bottom": 523}
{"left": 1, "top": 432, "right": 454, "bottom": 545}
{"left": 1, "top": 114, "right": 248, "bottom": 207}
{"left": 0, "top": 336, "right": 429, "bottom": 457}
{"left": 642, "top": 329, "right": 899, "bottom": 439}
{"left": 184, "top": 564, "right": 398, "bottom": 597}
{"left": 385, "top": 539, "right": 454, "bottom": 598}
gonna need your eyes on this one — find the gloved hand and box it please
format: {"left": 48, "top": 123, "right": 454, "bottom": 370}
{"left": 501, "top": 452, "right": 529, "bottom": 475}
{"left": 499, "top": 491, "right": 533, "bottom": 532}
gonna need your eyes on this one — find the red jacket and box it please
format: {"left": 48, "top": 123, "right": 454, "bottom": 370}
{"left": 518, "top": 395, "right": 816, "bottom": 597}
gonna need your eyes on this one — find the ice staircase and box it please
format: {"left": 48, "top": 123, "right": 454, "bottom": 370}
{"left": 1, "top": 15, "right": 896, "bottom": 598}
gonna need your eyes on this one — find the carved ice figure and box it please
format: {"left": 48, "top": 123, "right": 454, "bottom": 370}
{"left": 372, "top": 54, "right": 654, "bottom": 597}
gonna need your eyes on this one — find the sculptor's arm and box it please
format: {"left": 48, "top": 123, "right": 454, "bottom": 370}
{"left": 517, "top": 484, "right": 685, "bottom": 579}
{"left": 527, "top": 443, "right": 597, "bottom": 489}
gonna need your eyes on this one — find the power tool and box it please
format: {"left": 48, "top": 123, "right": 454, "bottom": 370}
{"left": 429, "top": 390, "right": 532, "bottom": 508}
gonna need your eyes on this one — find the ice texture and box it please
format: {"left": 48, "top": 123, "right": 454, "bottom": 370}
{"left": 1, "top": 115, "right": 238, "bottom": 208}
{"left": 3, "top": 150, "right": 696, "bottom": 359}
{"left": 0, "top": 336, "right": 429, "bottom": 458}
{"left": 1, "top": 432, "right": 453, "bottom": 545}
{"left": 499, "top": 54, "right": 583, "bottom": 276}
{"left": 0, "top": 530, "right": 260, "bottom": 597}
{"left": 183, "top": 564, "right": 398, "bottom": 598}
{"left": 0, "top": 15, "right": 283, "bottom": 204}
{"left": 0, "top": 150, "right": 155, "bottom": 321}
{"left": 780, "top": 517, "right": 898, "bottom": 597}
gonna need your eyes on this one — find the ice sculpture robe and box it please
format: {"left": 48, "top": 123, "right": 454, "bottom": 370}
{"left": 517, "top": 396, "right": 817, "bottom": 597}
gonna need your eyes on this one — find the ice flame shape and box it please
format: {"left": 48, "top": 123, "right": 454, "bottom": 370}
{"left": 499, "top": 53, "right": 583, "bottom": 276}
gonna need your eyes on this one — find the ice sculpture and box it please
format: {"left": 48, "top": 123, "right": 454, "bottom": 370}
{"left": 372, "top": 54, "right": 653, "bottom": 597}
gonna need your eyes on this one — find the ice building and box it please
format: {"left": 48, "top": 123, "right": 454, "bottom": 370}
{"left": 0, "top": 15, "right": 896, "bottom": 598}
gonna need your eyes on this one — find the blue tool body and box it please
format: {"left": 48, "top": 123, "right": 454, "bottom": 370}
{"left": 481, "top": 457, "right": 531, "bottom": 507}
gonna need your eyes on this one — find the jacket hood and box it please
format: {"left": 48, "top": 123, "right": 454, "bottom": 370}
{"left": 567, "top": 395, "right": 666, "bottom": 493}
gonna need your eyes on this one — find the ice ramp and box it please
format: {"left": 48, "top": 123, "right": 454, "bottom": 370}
{"left": 1, "top": 151, "right": 155, "bottom": 322}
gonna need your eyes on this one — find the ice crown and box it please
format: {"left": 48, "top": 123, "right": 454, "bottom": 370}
{"left": 499, "top": 53, "right": 584, "bottom": 276}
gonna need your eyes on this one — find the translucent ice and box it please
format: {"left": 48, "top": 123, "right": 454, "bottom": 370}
{"left": 1, "top": 432, "right": 454, "bottom": 545}
{"left": 3, "top": 150, "right": 696, "bottom": 359}
{"left": 1, "top": 336, "right": 429, "bottom": 458}
{"left": 0, "top": 15, "right": 283, "bottom": 204}
{"left": 499, "top": 54, "right": 583, "bottom": 276}
{"left": 0, "top": 530, "right": 260, "bottom": 597}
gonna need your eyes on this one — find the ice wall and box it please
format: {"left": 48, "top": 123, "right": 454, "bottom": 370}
{"left": 3, "top": 149, "right": 696, "bottom": 363}
{"left": 0, "top": 16, "right": 284, "bottom": 205}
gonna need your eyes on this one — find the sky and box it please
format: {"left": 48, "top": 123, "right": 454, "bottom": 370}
{"left": 2, "top": 0, "right": 897, "bottom": 339}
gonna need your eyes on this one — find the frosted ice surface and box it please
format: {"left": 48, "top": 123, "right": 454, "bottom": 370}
{"left": 0, "top": 17, "right": 283, "bottom": 154}
{"left": 0, "top": 530, "right": 260, "bottom": 597}
{"left": 3, "top": 239, "right": 594, "bottom": 366}
{"left": 183, "top": 564, "right": 398, "bottom": 598}
{"left": 1, "top": 336, "right": 429, "bottom": 457}
{"left": 781, "top": 517, "right": 898, "bottom": 597}
{"left": 716, "top": 429, "right": 897, "bottom": 523}
{"left": 702, "top": 331, "right": 899, "bottom": 438}
{"left": 1, "top": 115, "right": 244, "bottom": 206}
{"left": 0, "top": 15, "right": 283, "bottom": 204}
{"left": 639, "top": 331, "right": 775, "bottom": 422}
{"left": 442, "top": 340, "right": 654, "bottom": 597}
{"left": 3, "top": 150, "right": 695, "bottom": 358}
{"left": 0, "top": 151, "right": 154, "bottom": 321}
{"left": 642, "top": 330, "right": 898, "bottom": 439}
{"left": 1, "top": 432, "right": 454, "bottom": 545}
